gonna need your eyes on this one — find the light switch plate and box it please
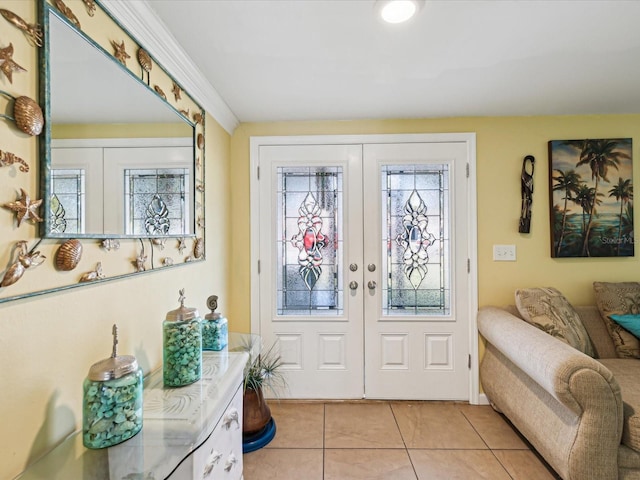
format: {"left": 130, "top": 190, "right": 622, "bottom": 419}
{"left": 493, "top": 244, "right": 516, "bottom": 261}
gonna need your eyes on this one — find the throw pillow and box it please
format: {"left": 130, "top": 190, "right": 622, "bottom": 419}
{"left": 610, "top": 314, "right": 640, "bottom": 339}
{"left": 594, "top": 281, "right": 640, "bottom": 359}
{"left": 515, "top": 287, "right": 595, "bottom": 357}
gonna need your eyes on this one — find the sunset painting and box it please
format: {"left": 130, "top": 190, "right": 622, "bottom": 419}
{"left": 549, "top": 138, "right": 633, "bottom": 258}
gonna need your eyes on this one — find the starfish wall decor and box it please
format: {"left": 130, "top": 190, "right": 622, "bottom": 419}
{"left": 0, "top": 43, "right": 26, "bottom": 83}
{"left": 172, "top": 82, "right": 181, "bottom": 101}
{"left": 111, "top": 40, "right": 130, "bottom": 65}
{"left": 3, "top": 188, "right": 42, "bottom": 227}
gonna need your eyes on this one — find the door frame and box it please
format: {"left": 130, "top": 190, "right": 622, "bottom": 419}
{"left": 249, "top": 133, "right": 481, "bottom": 404}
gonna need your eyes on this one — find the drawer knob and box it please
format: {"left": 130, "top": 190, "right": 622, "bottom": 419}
{"left": 202, "top": 449, "right": 222, "bottom": 478}
{"left": 223, "top": 408, "right": 239, "bottom": 430}
{"left": 224, "top": 453, "right": 237, "bottom": 472}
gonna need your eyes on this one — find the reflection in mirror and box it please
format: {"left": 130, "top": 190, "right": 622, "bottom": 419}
{"left": 43, "top": 9, "right": 196, "bottom": 238}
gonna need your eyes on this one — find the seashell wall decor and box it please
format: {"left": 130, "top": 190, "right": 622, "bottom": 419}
{"left": 137, "top": 48, "right": 152, "bottom": 84}
{"left": 193, "top": 237, "right": 204, "bottom": 259}
{"left": 0, "top": 91, "right": 44, "bottom": 136}
{"left": 55, "top": 239, "right": 83, "bottom": 271}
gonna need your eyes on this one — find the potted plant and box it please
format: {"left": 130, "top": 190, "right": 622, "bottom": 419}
{"left": 243, "top": 341, "right": 287, "bottom": 438}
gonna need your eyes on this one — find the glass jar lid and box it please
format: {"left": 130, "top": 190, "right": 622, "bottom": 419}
{"left": 166, "top": 288, "right": 199, "bottom": 322}
{"left": 88, "top": 325, "right": 139, "bottom": 381}
{"left": 204, "top": 294, "right": 221, "bottom": 320}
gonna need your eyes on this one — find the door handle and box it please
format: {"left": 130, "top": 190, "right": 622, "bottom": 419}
{"left": 368, "top": 280, "right": 377, "bottom": 290}
{"left": 349, "top": 281, "right": 358, "bottom": 290}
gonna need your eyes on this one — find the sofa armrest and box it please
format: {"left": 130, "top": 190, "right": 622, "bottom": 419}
{"left": 478, "top": 306, "right": 620, "bottom": 416}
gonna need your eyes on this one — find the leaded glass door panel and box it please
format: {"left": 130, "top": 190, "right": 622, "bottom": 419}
{"left": 258, "top": 144, "right": 364, "bottom": 398}
{"left": 363, "top": 142, "right": 470, "bottom": 399}
{"left": 50, "top": 146, "right": 103, "bottom": 233}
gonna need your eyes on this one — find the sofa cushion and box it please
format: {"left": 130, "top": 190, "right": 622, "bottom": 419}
{"left": 515, "top": 287, "right": 595, "bottom": 357}
{"left": 594, "top": 282, "right": 640, "bottom": 359}
{"left": 599, "top": 358, "right": 640, "bottom": 453}
{"left": 611, "top": 314, "right": 640, "bottom": 339}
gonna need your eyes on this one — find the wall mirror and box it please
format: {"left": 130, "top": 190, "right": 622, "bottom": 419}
{"left": 41, "top": 2, "right": 199, "bottom": 239}
{"left": 0, "top": 0, "right": 206, "bottom": 303}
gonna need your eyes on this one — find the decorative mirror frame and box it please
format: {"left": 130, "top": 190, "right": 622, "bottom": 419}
{"left": 0, "top": 0, "right": 206, "bottom": 304}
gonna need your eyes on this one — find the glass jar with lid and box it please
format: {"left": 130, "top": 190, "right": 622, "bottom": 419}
{"left": 83, "top": 325, "right": 143, "bottom": 449}
{"left": 163, "top": 289, "right": 202, "bottom": 387}
{"left": 202, "top": 294, "right": 228, "bottom": 351}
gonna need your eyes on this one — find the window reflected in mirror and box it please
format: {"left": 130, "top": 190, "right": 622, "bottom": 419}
{"left": 43, "top": 7, "right": 197, "bottom": 239}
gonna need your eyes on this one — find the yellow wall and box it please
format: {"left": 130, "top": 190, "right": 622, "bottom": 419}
{"left": 0, "top": 1, "right": 231, "bottom": 478}
{"left": 228, "top": 116, "right": 640, "bottom": 332}
{"left": 52, "top": 122, "right": 192, "bottom": 139}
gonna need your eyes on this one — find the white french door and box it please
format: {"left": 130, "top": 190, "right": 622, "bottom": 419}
{"left": 252, "top": 134, "right": 477, "bottom": 401}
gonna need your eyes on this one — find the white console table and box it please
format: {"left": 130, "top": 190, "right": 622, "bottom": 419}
{"left": 16, "top": 334, "right": 259, "bottom": 480}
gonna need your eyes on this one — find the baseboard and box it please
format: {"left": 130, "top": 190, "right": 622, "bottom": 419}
{"left": 476, "top": 393, "right": 490, "bottom": 405}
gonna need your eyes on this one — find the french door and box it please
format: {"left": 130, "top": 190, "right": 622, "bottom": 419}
{"left": 252, "top": 134, "right": 477, "bottom": 400}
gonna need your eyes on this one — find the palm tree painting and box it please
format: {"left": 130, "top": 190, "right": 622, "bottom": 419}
{"left": 549, "top": 138, "right": 633, "bottom": 257}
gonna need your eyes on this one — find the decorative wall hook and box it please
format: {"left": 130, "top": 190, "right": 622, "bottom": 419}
{"left": 0, "top": 149, "right": 29, "bottom": 172}
{"left": 519, "top": 155, "right": 535, "bottom": 233}
{"left": 0, "top": 9, "right": 43, "bottom": 47}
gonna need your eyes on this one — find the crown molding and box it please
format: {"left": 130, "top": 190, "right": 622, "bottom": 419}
{"left": 101, "top": 0, "right": 239, "bottom": 134}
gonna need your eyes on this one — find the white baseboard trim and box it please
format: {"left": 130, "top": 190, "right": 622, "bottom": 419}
{"left": 476, "top": 393, "right": 490, "bottom": 405}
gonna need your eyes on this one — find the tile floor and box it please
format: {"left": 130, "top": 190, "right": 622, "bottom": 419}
{"left": 243, "top": 401, "right": 561, "bottom": 480}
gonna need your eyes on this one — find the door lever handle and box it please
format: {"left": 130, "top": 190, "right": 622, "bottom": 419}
{"left": 368, "top": 280, "right": 377, "bottom": 290}
{"left": 349, "top": 281, "right": 358, "bottom": 290}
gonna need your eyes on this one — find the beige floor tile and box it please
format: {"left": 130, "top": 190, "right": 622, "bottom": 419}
{"left": 493, "top": 449, "right": 561, "bottom": 479}
{"left": 324, "top": 449, "right": 417, "bottom": 480}
{"left": 243, "top": 448, "right": 323, "bottom": 480}
{"left": 457, "top": 404, "right": 529, "bottom": 449}
{"left": 391, "top": 402, "right": 487, "bottom": 449}
{"left": 267, "top": 402, "right": 324, "bottom": 448}
{"left": 409, "top": 449, "right": 512, "bottom": 480}
{"left": 325, "top": 403, "right": 405, "bottom": 448}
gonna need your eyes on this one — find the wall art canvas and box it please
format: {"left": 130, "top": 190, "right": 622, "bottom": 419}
{"left": 549, "top": 138, "right": 633, "bottom": 258}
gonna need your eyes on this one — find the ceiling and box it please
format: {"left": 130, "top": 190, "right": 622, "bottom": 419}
{"left": 139, "top": 0, "right": 640, "bottom": 125}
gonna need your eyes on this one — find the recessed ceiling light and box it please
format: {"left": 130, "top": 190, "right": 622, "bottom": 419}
{"left": 376, "top": 0, "right": 425, "bottom": 24}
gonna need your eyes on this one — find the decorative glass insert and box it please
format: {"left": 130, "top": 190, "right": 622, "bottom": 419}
{"left": 124, "top": 168, "right": 189, "bottom": 235}
{"left": 276, "top": 166, "right": 343, "bottom": 316}
{"left": 381, "top": 164, "right": 450, "bottom": 316}
{"left": 50, "top": 169, "right": 85, "bottom": 234}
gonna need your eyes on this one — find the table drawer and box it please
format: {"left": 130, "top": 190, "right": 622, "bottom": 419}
{"left": 171, "top": 383, "right": 243, "bottom": 480}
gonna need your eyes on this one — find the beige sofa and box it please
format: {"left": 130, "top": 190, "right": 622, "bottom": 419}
{"left": 479, "top": 305, "right": 640, "bottom": 480}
